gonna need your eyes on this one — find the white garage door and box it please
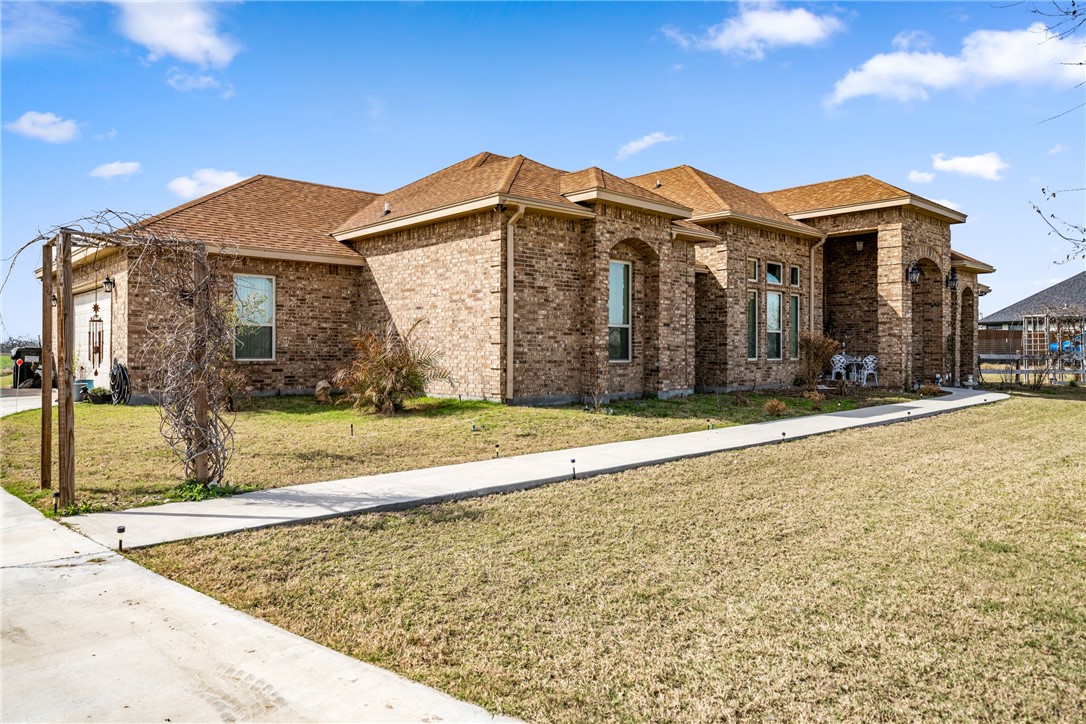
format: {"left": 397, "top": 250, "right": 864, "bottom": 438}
{"left": 73, "top": 289, "right": 112, "bottom": 389}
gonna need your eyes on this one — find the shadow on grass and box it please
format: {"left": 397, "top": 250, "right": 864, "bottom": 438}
{"left": 988, "top": 385, "right": 1086, "bottom": 402}
{"left": 239, "top": 395, "right": 500, "bottom": 419}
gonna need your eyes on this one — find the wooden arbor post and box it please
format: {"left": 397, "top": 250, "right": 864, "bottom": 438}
{"left": 192, "top": 249, "right": 210, "bottom": 484}
{"left": 56, "top": 232, "right": 75, "bottom": 506}
{"left": 40, "top": 241, "right": 53, "bottom": 490}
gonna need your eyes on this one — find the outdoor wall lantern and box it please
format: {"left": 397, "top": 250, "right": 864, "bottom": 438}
{"left": 945, "top": 268, "right": 958, "bottom": 290}
{"left": 855, "top": 239, "right": 864, "bottom": 251}
{"left": 51, "top": 293, "right": 58, "bottom": 307}
{"left": 905, "top": 261, "right": 922, "bottom": 286}
{"left": 102, "top": 276, "right": 115, "bottom": 294}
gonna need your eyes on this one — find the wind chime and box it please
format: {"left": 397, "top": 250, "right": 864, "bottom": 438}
{"left": 89, "top": 255, "right": 105, "bottom": 376}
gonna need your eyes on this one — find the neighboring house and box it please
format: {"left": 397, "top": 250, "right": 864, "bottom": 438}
{"left": 43, "top": 152, "right": 994, "bottom": 401}
{"left": 978, "top": 270, "right": 1085, "bottom": 361}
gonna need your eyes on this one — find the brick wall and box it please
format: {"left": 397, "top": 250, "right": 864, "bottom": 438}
{"left": 695, "top": 222, "right": 817, "bottom": 390}
{"left": 823, "top": 234, "right": 878, "bottom": 357}
{"left": 356, "top": 211, "right": 503, "bottom": 400}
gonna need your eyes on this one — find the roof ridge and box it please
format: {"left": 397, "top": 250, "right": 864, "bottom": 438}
{"left": 863, "top": 174, "right": 909, "bottom": 197}
{"left": 137, "top": 174, "right": 264, "bottom": 229}
{"left": 683, "top": 166, "right": 729, "bottom": 209}
{"left": 497, "top": 155, "right": 527, "bottom": 194}
{"left": 257, "top": 174, "right": 378, "bottom": 196}
{"left": 765, "top": 174, "right": 907, "bottom": 197}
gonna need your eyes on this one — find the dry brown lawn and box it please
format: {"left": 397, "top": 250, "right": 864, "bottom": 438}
{"left": 134, "top": 389, "right": 1086, "bottom": 722}
{"left": 1, "top": 389, "right": 905, "bottom": 514}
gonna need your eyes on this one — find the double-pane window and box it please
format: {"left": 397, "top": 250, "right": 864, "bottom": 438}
{"left": 746, "top": 291, "right": 758, "bottom": 359}
{"left": 234, "top": 274, "right": 275, "bottom": 361}
{"left": 767, "top": 291, "right": 782, "bottom": 360}
{"left": 766, "top": 262, "right": 783, "bottom": 285}
{"left": 790, "top": 295, "right": 800, "bottom": 359}
{"left": 608, "top": 261, "right": 631, "bottom": 361}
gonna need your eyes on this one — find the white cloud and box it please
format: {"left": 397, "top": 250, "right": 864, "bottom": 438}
{"left": 932, "top": 152, "right": 1009, "bottom": 181}
{"left": 616, "top": 132, "right": 678, "bottom": 161}
{"left": 664, "top": 2, "right": 844, "bottom": 60}
{"left": 829, "top": 22, "right": 1085, "bottom": 105}
{"left": 90, "top": 161, "right": 141, "bottom": 179}
{"left": 908, "top": 170, "right": 935, "bottom": 184}
{"left": 4, "top": 111, "right": 80, "bottom": 143}
{"left": 166, "top": 68, "right": 221, "bottom": 92}
{"left": 95, "top": 129, "right": 119, "bottom": 141}
{"left": 1, "top": 3, "right": 79, "bottom": 55}
{"left": 115, "top": 2, "right": 239, "bottom": 68}
{"left": 167, "top": 168, "right": 245, "bottom": 199}
{"left": 1048, "top": 144, "right": 1069, "bottom": 155}
{"left": 892, "top": 30, "right": 933, "bottom": 52}
{"left": 931, "top": 198, "right": 962, "bottom": 211}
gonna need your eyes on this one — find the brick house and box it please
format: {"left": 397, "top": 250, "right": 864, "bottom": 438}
{"left": 49, "top": 151, "right": 993, "bottom": 402}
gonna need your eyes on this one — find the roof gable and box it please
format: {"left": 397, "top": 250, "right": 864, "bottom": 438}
{"left": 627, "top": 166, "right": 819, "bottom": 236}
{"left": 763, "top": 174, "right": 965, "bottom": 223}
{"left": 139, "top": 175, "right": 378, "bottom": 259}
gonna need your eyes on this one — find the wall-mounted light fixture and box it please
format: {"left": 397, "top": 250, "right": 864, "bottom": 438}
{"left": 102, "top": 275, "right": 115, "bottom": 294}
{"left": 51, "top": 293, "right": 58, "bottom": 307}
{"left": 855, "top": 239, "right": 864, "bottom": 251}
{"left": 945, "top": 268, "right": 958, "bottom": 290}
{"left": 905, "top": 261, "right": 922, "bottom": 286}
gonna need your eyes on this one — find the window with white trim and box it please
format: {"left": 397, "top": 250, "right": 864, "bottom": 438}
{"left": 790, "top": 265, "right": 801, "bottom": 287}
{"left": 608, "top": 260, "right": 631, "bottom": 362}
{"left": 790, "top": 295, "right": 800, "bottom": 359}
{"left": 747, "top": 290, "right": 758, "bottom": 360}
{"left": 234, "top": 274, "right": 275, "bottom": 361}
{"left": 747, "top": 258, "right": 759, "bottom": 282}
{"left": 766, "top": 262, "right": 783, "bottom": 285}
{"left": 767, "top": 291, "right": 782, "bottom": 360}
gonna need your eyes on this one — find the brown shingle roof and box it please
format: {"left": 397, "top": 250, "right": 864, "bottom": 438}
{"left": 335, "top": 152, "right": 585, "bottom": 235}
{"left": 762, "top": 175, "right": 911, "bottom": 214}
{"left": 560, "top": 167, "right": 690, "bottom": 211}
{"left": 138, "top": 175, "right": 377, "bottom": 259}
{"left": 626, "top": 166, "right": 817, "bottom": 235}
{"left": 950, "top": 249, "right": 995, "bottom": 272}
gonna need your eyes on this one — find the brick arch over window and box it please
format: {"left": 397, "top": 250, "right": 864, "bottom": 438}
{"left": 606, "top": 238, "right": 660, "bottom": 396}
{"left": 910, "top": 257, "right": 945, "bottom": 384}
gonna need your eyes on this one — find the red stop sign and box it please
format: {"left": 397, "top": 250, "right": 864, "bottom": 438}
{"left": 15, "top": 359, "right": 22, "bottom": 367}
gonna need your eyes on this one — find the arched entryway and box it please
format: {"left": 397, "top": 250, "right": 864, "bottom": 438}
{"left": 606, "top": 238, "right": 659, "bottom": 396}
{"left": 910, "top": 258, "right": 944, "bottom": 384}
{"left": 959, "top": 286, "right": 976, "bottom": 382}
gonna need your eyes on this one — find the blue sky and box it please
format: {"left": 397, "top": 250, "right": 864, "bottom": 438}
{"left": 2, "top": 1, "right": 1083, "bottom": 339}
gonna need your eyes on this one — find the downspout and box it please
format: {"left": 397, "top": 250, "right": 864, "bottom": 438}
{"left": 505, "top": 203, "right": 526, "bottom": 402}
{"left": 809, "top": 236, "right": 826, "bottom": 333}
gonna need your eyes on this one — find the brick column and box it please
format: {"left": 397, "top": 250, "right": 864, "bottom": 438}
{"left": 876, "top": 223, "right": 909, "bottom": 388}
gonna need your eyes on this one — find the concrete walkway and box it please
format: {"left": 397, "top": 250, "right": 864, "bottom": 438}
{"left": 0, "top": 387, "right": 53, "bottom": 418}
{"left": 1, "top": 388, "right": 512, "bottom": 722}
{"left": 67, "top": 387, "right": 1007, "bottom": 550}
{"left": 0, "top": 488, "right": 513, "bottom": 723}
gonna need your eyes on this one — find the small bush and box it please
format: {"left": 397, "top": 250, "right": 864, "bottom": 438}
{"left": 731, "top": 392, "right": 750, "bottom": 407}
{"left": 799, "top": 333, "right": 841, "bottom": 391}
{"left": 764, "top": 398, "right": 787, "bottom": 417}
{"left": 802, "top": 390, "right": 824, "bottom": 411}
{"left": 918, "top": 384, "right": 943, "bottom": 397}
{"left": 333, "top": 319, "right": 454, "bottom": 415}
{"left": 88, "top": 386, "right": 111, "bottom": 396}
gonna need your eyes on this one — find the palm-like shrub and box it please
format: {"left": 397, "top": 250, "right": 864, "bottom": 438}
{"left": 333, "top": 319, "right": 453, "bottom": 415}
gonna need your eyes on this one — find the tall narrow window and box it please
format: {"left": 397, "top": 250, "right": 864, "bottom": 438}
{"left": 234, "top": 274, "right": 275, "bottom": 361}
{"left": 790, "top": 295, "right": 800, "bottom": 359}
{"left": 608, "top": 260, "right": 631, "bottom": 361}
{"left": 790, "top": 266, "right": 801, "bottom": 287}
{"left": 747, "top": 290, "right": 758, "bottom": 359}
{"left": 767, "top": 291, "right": 782, "bottom": 360}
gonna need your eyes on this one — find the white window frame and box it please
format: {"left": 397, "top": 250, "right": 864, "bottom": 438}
{"left": 766, "top": 261, "right": 784, "bottom": 286}
{"left": 233, "top": 273, "right": 276, "bottom": 362}
{"left": 747, "top": 290, "right": 758, "bottom": 360}
{"left": 790, "top": 294, "right": 800, "bottom": 359}
{"left": 608, "top": 260, "right": 632, "bottom": 363}
{"left": 747, "top": 258, "right": 759, "bottom": 282}
{"left": 790, "top": 265, "right": 801, "bottom": 288}
{"left": 767, "top": 291, "right": 783, "bottom": 361}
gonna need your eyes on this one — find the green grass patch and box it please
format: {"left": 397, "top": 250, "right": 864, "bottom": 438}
{"left": 135, "top": 391, "right": 1086, "bottom": 721}
{"left": 2, "top": 388, "right": 910, "bottom": 514}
